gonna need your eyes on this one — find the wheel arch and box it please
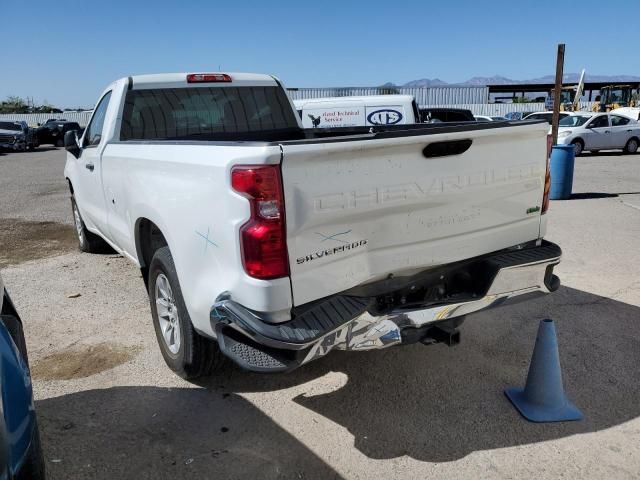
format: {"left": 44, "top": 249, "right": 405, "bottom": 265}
{"left": 135, "top": 217, "right": 170, "bottom": 289}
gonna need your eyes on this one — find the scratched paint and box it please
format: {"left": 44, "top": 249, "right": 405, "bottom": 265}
{"left": 195, "top": 227, "right": 218, "bottom": 253}
{"left": 315, "top": 230, "right": 352, "bottom": 244}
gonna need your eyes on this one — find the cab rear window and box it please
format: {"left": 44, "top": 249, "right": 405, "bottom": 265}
{"left": 120, "top": 86, "right": 299, "bottom": 141}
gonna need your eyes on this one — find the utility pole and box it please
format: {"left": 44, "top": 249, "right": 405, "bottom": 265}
{"left": 551, "top": 44, "right": 565, "bottom": 145}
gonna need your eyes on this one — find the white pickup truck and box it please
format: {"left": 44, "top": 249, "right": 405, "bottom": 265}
{"left": 64, "top": 72, "right": 560, "bottom": 378}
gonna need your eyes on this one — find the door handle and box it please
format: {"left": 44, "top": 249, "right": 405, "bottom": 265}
{"left": 604, "top": 130, "right": 610, "bottom": 134}
{"left": 627, "top": 129, "right": 633, "bottom": 132}
{"left": 85, "top": 163, "right": 95, "bottom": 171}
{"left": 422, "top": 139, "right": 473, "bottom": 158}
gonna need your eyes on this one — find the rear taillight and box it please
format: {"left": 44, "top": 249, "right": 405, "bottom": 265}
{"left": 187, "top": 73, "right": 232, "bottom": 83}
{"left": 231, "top": 165, "right": 289, "bottom": 280}
{"left": 542, "top": 134, "right": 552, "bottom": 214}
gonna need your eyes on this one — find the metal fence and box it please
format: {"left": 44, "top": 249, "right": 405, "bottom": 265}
{"left": 0, "top": 112, "right": 92, "bottom": 127}
{"left": 287, "top": 86, "right": 489, "bottom": 105}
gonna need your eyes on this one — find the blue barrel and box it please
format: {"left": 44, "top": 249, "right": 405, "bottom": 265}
{"left": 549, "top": 144, "right": 575, "bottom": 200}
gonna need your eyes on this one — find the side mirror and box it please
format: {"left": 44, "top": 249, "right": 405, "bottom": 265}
{"left": 64, "top": 130, "right": 81, "bottom": 158}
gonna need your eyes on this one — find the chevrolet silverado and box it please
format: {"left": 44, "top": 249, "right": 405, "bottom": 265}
{"left": 64, "top": 72, "right": 560, "bottom": 378}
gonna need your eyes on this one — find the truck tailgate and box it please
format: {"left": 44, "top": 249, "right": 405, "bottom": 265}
{"left": 281, "top": 122, "right": 549, "bottom": 306}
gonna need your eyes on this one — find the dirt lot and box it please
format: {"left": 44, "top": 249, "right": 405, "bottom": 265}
{"left": 1, "top": 148, "right": 639, "bottom": 479}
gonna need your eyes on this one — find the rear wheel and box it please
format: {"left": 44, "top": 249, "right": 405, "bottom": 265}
{"left": 571, "top": 140, "right": 584, "bottom": 156}
{"left": 148, "top": 246, "right": 226, "bottom": 378}
{"left": 624, "top": 138, "right": 638, "bottom": 154}
{"left": 71, "top": 197, "right": 110, "bottom": 253}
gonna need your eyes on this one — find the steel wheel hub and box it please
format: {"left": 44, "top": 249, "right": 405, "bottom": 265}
{"left": 155, "top": 273, "right": 181, "bottom": 354}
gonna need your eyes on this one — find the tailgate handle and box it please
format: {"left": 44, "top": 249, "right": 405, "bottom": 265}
{"left": 423, "top": 139, "right": 472, "bottom": 158}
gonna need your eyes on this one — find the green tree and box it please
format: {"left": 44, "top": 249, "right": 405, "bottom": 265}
{"left": 32, "top": 102, "right": 59, "bottom": 113}
{"left": 0, "top": 96, "right": 29, "bottom": 113}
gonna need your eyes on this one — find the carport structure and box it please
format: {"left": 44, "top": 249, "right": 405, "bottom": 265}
{"left": 488, "top": 81, "right": 640, "bottom": 102}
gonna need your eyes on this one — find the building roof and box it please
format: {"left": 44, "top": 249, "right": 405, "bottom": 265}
{"left": 488, "top": 81, "right": 640, "bottom": 93}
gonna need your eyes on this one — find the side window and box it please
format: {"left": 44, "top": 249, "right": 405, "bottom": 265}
{"left": 588, "top": 115, "right": 609, "bottom": 129}
{"left": 610, "top": 115, "right": 630, "bottom": 127}
{"left": 84, "top": 91, "right": 112, "bottom": 147}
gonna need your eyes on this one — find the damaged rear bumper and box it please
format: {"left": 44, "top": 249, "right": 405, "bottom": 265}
{"left": 211, "top": 240, "right": 561, "bottom": 373}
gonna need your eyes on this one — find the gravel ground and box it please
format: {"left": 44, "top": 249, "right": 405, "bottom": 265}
{"left": 1, "top": 148, "right": 639, "bottom": 479}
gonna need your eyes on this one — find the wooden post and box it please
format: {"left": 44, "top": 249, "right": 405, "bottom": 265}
{"left": 551, "top": 44, "right": 565, "bottom": 145}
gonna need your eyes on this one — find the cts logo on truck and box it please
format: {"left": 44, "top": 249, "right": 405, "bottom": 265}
{"left": 367, "top": 109, "right": 403, "bottom": 125}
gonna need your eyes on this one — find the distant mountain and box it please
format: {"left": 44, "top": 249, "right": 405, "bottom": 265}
{"left": 402, "top": 78, "right": 450, "bottom": 87}
{"left": 389, "top": 73, "right": 640, "bottom": 87}
{"left": 463, "top": 76, "right": 515, "bottom": 86}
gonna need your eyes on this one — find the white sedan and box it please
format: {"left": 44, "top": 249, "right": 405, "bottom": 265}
{"left": 556, "top": 112, "right": 640, "bottom": 155}
{"left": 474, "top": 115, "right": 508, "bottom": 122}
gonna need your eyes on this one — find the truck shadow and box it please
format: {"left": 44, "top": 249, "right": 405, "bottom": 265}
{"left": 579, "top": 151, "right": 638, "bottom": 157}
{"left": 212, "top": 285, "right": 640, "bottom": 462}
{"left": 35, "top": 285, "right": 640, "bottom": 472}
{"left": 36, "top": 386, "right": 342, "bottom": 479}
{"left": 568, "top": 191, "right": 640, "bottom": 200}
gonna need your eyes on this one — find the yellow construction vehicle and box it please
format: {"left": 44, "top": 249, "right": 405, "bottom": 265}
{"left": 593, "top": 85, "right": 638, "bottom": 112}
{"left": 545, "top": 69, "right": 585, "bottom": 112}
{"left": 545, "top": 87, "right": 578, "bottom": 111}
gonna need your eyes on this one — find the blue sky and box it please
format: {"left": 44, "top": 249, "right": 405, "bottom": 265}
{"left": 3, "top": 0, "right": 640, "bottom": 108}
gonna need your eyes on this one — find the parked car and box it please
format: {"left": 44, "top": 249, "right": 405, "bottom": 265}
{"left": 0, "top": 273, "right": 46, "bottom": 479}
{"left": 43, "top": 118, "right": 67, "bottom": 125}
{"left": 419, "top": 107, "right": 475, "bottom": 122}
{"left": 503, "top": 111, "right": 536, "bottom": 121}
{"left": 0, "top": 121, "right": 39, "bottom": 151}
{"left": 37, "top": 121, "right": 82, "bottom": 147}
{"left": 556, "top": 112, "right": 640, "bottom": 155}
{"left": 522, "top": 111, "right": 570, "bottom": 123}
{"left": 611, "top": 107, "right": 640, "bottom": 122}
{"left": 65, "top": 72, "right": 560, "bottom": 378}
{"left": 474, "top": 115, "right": 508, "bottom": 122}
{"left": 17, "top": 121, "right": 40, "bottom": 150}
{"left": 293, "top": 95, "right": 421, "bottom": 128}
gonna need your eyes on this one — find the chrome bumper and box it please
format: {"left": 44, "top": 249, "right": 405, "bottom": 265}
{"left": 211, "top": 241, "right": 561, "bottom": 372}
{"left": 302, "top": 254, "right": 558, "bottom": 363}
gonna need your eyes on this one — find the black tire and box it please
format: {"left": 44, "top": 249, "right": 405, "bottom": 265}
{"left": 148, "top": 246, "right": 225, "bottom": 379}
{"left": 571, "top": 139, "right": 584, "bottom": 156}
{"left": 55, "top": 139, "right": 63, "bottom": 147}
{"left": 624, "top": 138, "right": 639, "bottom": 154}
{"left": 71, "top": 196, "right": 110, "bottom": 253}
{"left": 18, "top": 421, "right": 46, "bottom": 480}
